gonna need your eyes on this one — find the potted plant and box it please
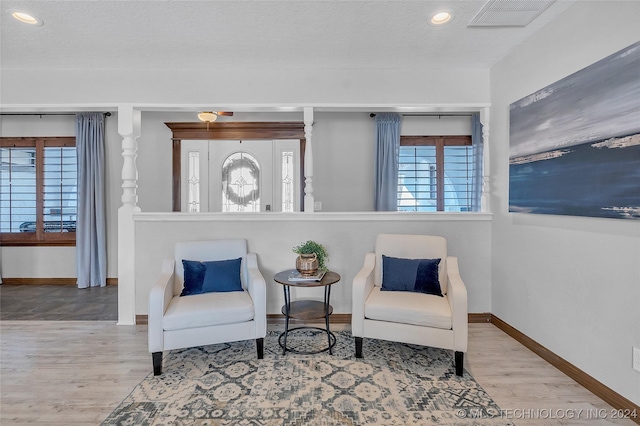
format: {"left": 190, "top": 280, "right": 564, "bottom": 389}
{"left": 293, "top": 240, "right": 328, "bottom": 275}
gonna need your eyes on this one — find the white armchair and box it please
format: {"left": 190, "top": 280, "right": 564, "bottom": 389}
{"left": 351, "top": 234, "right": 468, "bottom": 376}
{"left": 148, "top": 239, "right": 266, "bottom": 375}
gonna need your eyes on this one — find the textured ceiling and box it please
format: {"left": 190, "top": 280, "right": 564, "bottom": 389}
{"left": 1, "top": 0, "right": 576, "bottom": 72}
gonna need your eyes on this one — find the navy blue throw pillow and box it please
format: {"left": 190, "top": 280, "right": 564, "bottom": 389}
{"left": 381, "top": 255, "right": 442, "bottom": 296}
{"left": 180, "top": 260, "right": 206, "bottom": 296}
{"left": 202, "top": 258, "right": 243, "bottom": 293}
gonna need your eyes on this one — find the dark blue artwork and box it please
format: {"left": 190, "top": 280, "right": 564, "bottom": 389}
{"left": 509, "top": 42, "right": 640, "bottom": 220}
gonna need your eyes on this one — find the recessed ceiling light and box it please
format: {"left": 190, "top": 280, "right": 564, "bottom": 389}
{"left": 430, "top": 11, "right": 453, "bottom": 26}
{"left": 9, "top": 10, "right": 44, "bottom": 26}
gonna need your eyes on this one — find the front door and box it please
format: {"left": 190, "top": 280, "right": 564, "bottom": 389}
{"left": 181, "top": 139, "right": 299, "bottom": 212}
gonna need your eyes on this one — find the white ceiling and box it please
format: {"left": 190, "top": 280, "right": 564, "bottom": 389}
{"left": 1, "top": 0, "right": 576, "bottom": 73}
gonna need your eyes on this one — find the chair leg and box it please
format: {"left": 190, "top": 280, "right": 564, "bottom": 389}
{"left": 455, "top": 351, "right": 464, "bottom": 376}
{"left": 152, "top": 352, "right": 163, "bottom": 376}
{"left": 355, "top": 337, "right": 363, "bottom": 358}
{"left": 256, "top": 338, "right": 264, "bottom": 359}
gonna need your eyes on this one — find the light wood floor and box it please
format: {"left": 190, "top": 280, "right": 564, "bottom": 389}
{"left": 0, "top": 321, "right": 635, "bottom": 425}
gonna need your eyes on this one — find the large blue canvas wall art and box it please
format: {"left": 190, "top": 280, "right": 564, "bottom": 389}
{"left": 509, "top": 42, "right": 640, "bottom": 220}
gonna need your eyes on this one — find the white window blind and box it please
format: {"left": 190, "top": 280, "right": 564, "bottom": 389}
{"left": 397, "top": 136, "right": 475, "bottom": 212}
{"left": 42, "top": 146, "right": 77, "bottom": 231}
{"left": 0, "top": 147, "right": 37, "bottom": 232}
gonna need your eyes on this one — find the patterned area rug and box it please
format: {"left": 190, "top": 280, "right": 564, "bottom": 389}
{"left": 103, "top": 330, "right": 513, "bottom": 425}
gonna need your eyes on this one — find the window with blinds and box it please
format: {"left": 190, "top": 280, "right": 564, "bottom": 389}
{"left": 398, "top": 135, "right": 475, "bottom": 212}
{"left": 1, "top": 147, "right": 37, "bottom": 232}
{"left": 43, "top": 147, "right": 77, "bottom": 231}
{"left": 0, "top": 137, "right": 77, "bottom": 246}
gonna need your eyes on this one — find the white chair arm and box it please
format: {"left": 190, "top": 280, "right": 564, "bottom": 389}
{"left": 245, "top": 253, "right": 267, "bottom": 338}
{"left": 351, "top": 252, "right": 376, "bottom": 337}
{"left": 446, "top": 256, "right": 468, "bottom": 352}
{"left": 148, "top": 259, "right": 175, "bottom": 353}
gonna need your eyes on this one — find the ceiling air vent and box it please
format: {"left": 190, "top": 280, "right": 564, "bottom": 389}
{"left": 468, "top": 0, "right": 556, "bottom": 27}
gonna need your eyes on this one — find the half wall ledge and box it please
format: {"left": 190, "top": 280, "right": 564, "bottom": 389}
{"left": 133, "top": 212, "right": 493, "bottom": 222}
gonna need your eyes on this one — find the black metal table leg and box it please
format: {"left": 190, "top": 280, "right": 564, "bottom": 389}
{"left": 282, "top": 285, "right": 290, "bottom": 355}
{"left": 325, "top": 284, "right": 332, "bottom": 355}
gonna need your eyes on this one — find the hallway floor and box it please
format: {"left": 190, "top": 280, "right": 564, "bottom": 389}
{"left": 0, "top": 284, "right": 118, "bottom": 321}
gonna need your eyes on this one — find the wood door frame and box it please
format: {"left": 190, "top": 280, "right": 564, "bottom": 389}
{"left": 165, "top": 122, "right": 306, "bottom": 212}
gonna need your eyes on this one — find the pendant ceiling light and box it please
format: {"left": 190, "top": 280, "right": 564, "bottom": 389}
{"left": 198, "top": 112, "right": 218, "bottom": 130}
{"left": 197, "top": 110, "right": 234, "bottom": 129}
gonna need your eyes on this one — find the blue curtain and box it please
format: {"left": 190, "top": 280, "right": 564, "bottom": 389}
{"left": 76, "top": 113, "right": 107, "bottom": 288}
{"left": 375, "top": 113, "right": 401, "bottom": 211}
{"left": 471, "top": 113, "right": 484, "bottom": 212}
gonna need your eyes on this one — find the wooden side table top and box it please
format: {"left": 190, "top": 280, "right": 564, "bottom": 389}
{"left": 273, "top": 269, "right": 341, "bottom": 288}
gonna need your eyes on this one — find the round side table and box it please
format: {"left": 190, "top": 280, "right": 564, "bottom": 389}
{"left": 273, "top": 269, "right": 341, "bottom": 355}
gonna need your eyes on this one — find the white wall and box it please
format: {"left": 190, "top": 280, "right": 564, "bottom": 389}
{"left": 312, "top": 112, "right": 375, "bottom": 211}
{"left": 490, "top": 1, "right": 640, "bottom": 405}
{"left": 133, "top": 213, "right": 492, "bottom": 316}
{"left": 1, "top": 68, "right": 489, "bottom": 106}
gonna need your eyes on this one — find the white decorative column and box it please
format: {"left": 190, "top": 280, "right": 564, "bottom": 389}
{"left": 117, "top": 105, "right": 141, "bottom": 325}
{"left": 480, "top": 107, "right": 491, "bottom": 213}
{"left": 303, "top": 107, "right": 315, "bottom": 212}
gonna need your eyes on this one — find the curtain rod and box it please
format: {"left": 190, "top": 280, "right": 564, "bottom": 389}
{"left": 0, "top": 112, "right": 112, "bottom": 117}
{"left": 369, "top": 113, "right": 472, "bottom": 118}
